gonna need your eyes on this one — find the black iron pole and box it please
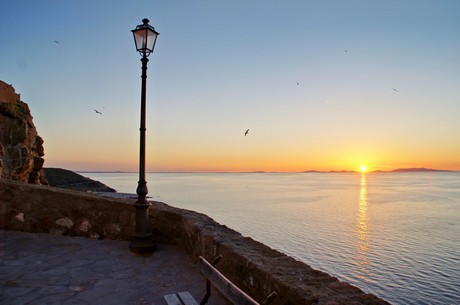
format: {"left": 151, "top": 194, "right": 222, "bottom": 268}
{"left": 129, "top": 54, "right": 156, "bottom": 254}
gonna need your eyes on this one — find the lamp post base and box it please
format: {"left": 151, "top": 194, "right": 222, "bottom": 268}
{"left": 129, "top": 200, "right": 156, "bottom": 254}
{"left": 129, "top": 235, "right": 156, "bottom": 254}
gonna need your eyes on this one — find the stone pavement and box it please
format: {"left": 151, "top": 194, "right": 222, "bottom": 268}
{"left": 0, "top": 230, "right": 229, "bottom": 305}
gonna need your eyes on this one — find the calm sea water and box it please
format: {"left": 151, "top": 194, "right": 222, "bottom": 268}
{"left": 82, "top": 172, "right": 460, "bottom": 305}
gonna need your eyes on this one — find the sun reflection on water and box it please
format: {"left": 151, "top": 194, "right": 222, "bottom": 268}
{"left": 355, "top": 173, "right": 370, "bottom": 281}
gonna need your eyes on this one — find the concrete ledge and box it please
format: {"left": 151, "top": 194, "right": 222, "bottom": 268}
{"left": 0, "top": 179, "right": 389, "bottom": 304}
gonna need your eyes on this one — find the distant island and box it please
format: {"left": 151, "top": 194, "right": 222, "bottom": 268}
{"left": 60, "top": 168, "right": 457, "bottom": 175}
{"left": 374, "top": 167, "right": 455, "bottom": 173}
{"left": 303, "top": 168, "right": 456, "bottom": 173}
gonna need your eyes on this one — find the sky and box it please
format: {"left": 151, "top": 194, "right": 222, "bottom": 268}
{"left": 1, "top": 0, "right": 459, "bottom": 172}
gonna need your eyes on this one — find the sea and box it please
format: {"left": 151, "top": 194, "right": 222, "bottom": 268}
{"left": 82, "top": 171, "right": 460, "bottom": 305}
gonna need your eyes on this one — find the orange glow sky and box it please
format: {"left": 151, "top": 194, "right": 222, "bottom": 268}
{"left": 1, "top": 1, "right": 459, "bottom": 172}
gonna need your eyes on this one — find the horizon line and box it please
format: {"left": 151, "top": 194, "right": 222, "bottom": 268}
{"left": 44, "top": 167, "right": 459, "bottom": 174}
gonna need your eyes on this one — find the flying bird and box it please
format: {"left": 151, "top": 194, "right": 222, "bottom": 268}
{"left": 392, "top": 88, "right": 399, "bottom": 92}
{"left": 54, "top": 40, "right": 60, "bottom": 44}
{"left": 244, "top": 129, "right": 249, "bottom": 136}
{"left": 93, "top": 109, "right": 102, "bottom": 115}
{"left": 297, "top": 82, "right": 300, "bottom": 85}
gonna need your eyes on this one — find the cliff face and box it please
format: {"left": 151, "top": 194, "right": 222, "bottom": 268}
{"left": 0, "top": 80, "right": 48, "bottom": 185}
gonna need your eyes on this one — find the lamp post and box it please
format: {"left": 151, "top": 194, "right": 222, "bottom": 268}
{"left": 129, "top": 18, "right": 159, "bottom": 254}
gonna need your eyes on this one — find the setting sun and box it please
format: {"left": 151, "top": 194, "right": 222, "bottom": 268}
{"left": 360, "top": 165, "right": 367, "bottom": 172}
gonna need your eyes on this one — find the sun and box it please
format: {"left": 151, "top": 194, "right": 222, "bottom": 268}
{"left": 360, "top": 165, "right": 367, "bottom": 172}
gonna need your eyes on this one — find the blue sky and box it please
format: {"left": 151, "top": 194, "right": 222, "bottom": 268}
{"left": 1, "top": 1, "right": 459, "bottom": 171}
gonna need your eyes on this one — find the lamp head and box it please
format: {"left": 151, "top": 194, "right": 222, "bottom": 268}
{"left": 132, "top": 18, "right": 159, "bottom": 57}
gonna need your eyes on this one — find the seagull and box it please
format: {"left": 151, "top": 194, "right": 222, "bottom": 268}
{"left": 344, "top": 50, "right": 348, "bottom": 53}
{"left": 54, "top": 40, "right": 60, "bottom": 44}
{"left": 392, "top": 88, "right": 399, "bottom": 92}
{"left": 297, "top": 82, "right": 300, "bottom": 85}
{"left": 244, "top": 129, "right": 249, "bottom": 136}
{"left": 93, "top": 109, "right": 102, "bottom": 115}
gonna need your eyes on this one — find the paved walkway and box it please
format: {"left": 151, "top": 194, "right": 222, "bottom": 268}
{"left": 0, "top": 230, "right": 229, "bottom": 305}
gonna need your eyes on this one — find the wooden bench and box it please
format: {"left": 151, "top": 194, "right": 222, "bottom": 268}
{"left": 164, "top": 255, "right": 276, "bottom": 305}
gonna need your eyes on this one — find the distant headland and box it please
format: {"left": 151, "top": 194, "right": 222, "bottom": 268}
{"left": 44, "top": 168, "right": 116, "bottom": 192}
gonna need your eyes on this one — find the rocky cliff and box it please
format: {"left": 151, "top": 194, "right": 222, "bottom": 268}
{"left": 0, "top": 80, "right": 48, "bottom": 184}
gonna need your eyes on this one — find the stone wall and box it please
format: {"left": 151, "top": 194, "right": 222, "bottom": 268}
{"left": 0, "top": 179, "right": 389, "bottom": 304}
{"left": 0, "top": 80, "right": 47, "bottom": 184}
{"left": 0, "top": 179, "right": 133, "bottom": 239}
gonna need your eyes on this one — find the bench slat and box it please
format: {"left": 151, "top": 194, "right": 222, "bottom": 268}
{"left": 164, "top": 294, "right": 182, "bottom": 305}
{"left": 198, "top": 256, "right": 259, "bottom": 305}
{"left": 164, "top": 291, "right": 199, "bottom": 305}
{"left": 178, "top": 291, "right": 199, "bottom": 305}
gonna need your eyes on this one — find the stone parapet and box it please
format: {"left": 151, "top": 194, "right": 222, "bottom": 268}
{"left": 0, "top": 179, "right": 133, "bottom": 239}
{"left": 0, "top": 179, "right": 389, "bottom": 304}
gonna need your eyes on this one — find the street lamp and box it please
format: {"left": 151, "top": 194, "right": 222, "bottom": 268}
{"left": 129, "top": 18, "right": 159, "bottom": 254}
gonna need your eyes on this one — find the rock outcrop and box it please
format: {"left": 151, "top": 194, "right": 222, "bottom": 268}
{"left": 44, "top": 167, "right": 116, "bottom": 192}
{"left": 0, "top": 80, "right": 48, "bottom": 184}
